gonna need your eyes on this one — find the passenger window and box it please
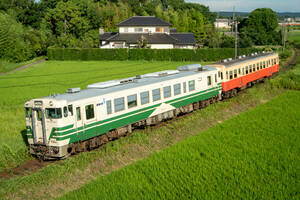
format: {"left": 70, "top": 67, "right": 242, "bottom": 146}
{"left": 207, "top": 76, "right": 212, "bottom": 86}
{"left": 163, "top": 86, "right": 171, "bottom": 98}
{"left": 263, "top": 61, "right": 266, "bottom": 68}
{"left": 218, "top": 71, "right": 221, "bottom": 78}
{"left": 226, "top": 71, "right": 228, "bottom": 79}
{"left": 229, "top": 71, "right": 233, "bottom": 79}
{"left": 260, "top": 62, "right": 263, "bottom": 69}
{"left": 114, "top": 97, "right": 125, "bottom": 112}
{"left": 249, "top": 65, "right": 252, "bottom": 73}
{"left": 173, "top": 83, "right": 181, "bottom": 96}
{"left": 85, "top": 104, "right": 94, "bottom": 120}
{"left": 68, "top": 105, "right": 73, "bottom": 116}
{"left": 63, "top": 106, "right": 68, "bottom": 117}
{"left": 76, "top": 107, "right": 81, "bottom": 120}
{"left": 238, "top": 68, "right": 241, "bottom": 75}
{"left": 257, "top": 63, "right": 259, "bottom": 70}
{"left": 215, "top": 74, "right": 217, "bottom": 82}
{"left": 183, "top": 82, "right": 187, "bottom": 93}
{"left": 246, "top": 66, "right": 249, "bottom": 74}
{"left": 253, "top": 64, "right": 255, "bottom": 72}
{"left": 127, "top": 94, "right": 137, "bottom": 108}
{"left": 152, "top": 89, "right": 161, "bottom": 101}
{"left": 242, "top": 68, "right": 245, "bottom": 75}
{"left": 140, "top": 91, "right": 149, "bottom": 105}
{"left": 106, "top": 100, "right": 112, "bottom": 114}
{"left": 221, "top": 72, "right": 223, "bottom": 80}
{"left": 234, "top": 69, "right": 237, "bottom": 78}
{"left": 188, "top": 80, "right": 195, "bottom": 91}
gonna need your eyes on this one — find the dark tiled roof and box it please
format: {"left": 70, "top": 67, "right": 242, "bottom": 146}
{"left": 170, "top": 28, "right": 178, "bottom": 33}
{"left": 117, "top": 16, "right": 172, "bottom": 27}
{"left": 170, "top": 33, "right": 195, "bottom": 45}
{"left": 99, "top": 32, "right": 117, "bottom": 40}
{"left": 103, "top": 33, "right": 196, "bottom": 45}
{"left": 107, "top": 33, "right": 177, "bottom": 44}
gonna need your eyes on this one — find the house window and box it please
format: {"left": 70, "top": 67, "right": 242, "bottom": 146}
{"left": 156, "top": 27, "right": 163, "bottom": 32}
{"left": 163, "top": 27, "right": 169, "bottom": 33}
{"left": 114, "top": 97, "right": 125, "bottom": 112}
{"left": 152, "top": 89, "right": 161, "bottom": 101}
{"left": 174, "top": 83, "right": 181, "bottom": 95}
{"left": 106, "top": 100, "right": 112, "bottom": 114}
{"left": 85, "top": 104, "right": 95, "bottom": 120}
{"left": 140, "top": 91, "right": 149, "bottom": 105}
{"left": 188, "top": 80, "right": 195, "bottom": 91}
{"left": 124, "top": 27, "right": 128, "bottom": 33}
{"left": 134, "top": 27, "right": 143, "bottom": 32}
{"left": 163, "top": 86, "right": 171, "bottom": 98}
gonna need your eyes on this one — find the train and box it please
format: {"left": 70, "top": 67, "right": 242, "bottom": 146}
{"left": 24, "top": 51, "right": 279, "bottom": 159}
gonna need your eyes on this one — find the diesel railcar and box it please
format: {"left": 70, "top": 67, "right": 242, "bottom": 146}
{"left": 25, "top": 65, "right": 222, "bottom": 159}
{"left": 209, "top": 51, "right": 279, "bottom": 98}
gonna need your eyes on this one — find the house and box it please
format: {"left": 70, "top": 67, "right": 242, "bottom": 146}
{"left": 99, "top": 16, "right": 196, "bottom": 49}
{"left": 214, "top": 18, "right": 231, "bottom": 29}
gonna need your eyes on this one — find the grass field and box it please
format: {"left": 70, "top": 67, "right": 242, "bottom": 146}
{"left": 288, "top": 30, "right": 300, "bottom": 43}
{"left": 0, "top": 49, "right": 297, "bottom": 199}
{"left": 59, "top": 90, "right": 300, "bottom": 200}
{"left": 0, "top": 60, "right": 199, "bottom": 171}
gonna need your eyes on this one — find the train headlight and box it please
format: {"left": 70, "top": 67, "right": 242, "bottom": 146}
{"left": 49, "top": 101, "right": 53, "bottom": 106}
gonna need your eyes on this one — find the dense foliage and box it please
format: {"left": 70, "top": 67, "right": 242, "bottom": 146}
{"left": 47, "top": 47, "right": 258, "bottom": 61}
{"left": 0, "top": 0, "right": 218, "bottom": 62}
{"left": 239, "top": 8, "right": 281, "bottom": 46}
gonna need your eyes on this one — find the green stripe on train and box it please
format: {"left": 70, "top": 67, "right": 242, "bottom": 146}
{"left": 53, "top": 87, "right": 221, "bottom": 143}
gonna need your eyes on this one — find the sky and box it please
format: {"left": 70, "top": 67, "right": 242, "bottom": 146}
{"left": 185, "top": 0, "right": 300, "bottom": 12}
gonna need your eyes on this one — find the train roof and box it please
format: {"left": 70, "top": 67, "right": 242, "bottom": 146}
{"left": 215, "top": 52, "right": 277, "bottom": 68}
{"left": 43, "top": 65, "right": 218, "bottom": 103}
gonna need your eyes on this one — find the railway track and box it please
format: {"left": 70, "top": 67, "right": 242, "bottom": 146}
{"left": 0, "top": 48, "right": 298, "bottom": 180}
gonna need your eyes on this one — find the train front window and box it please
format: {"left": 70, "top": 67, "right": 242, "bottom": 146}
{"left": 25, "top": 107, "right": 32, "bottom": 118}
{"left": 46, "top": 108, "right": 62, "bottom": 119}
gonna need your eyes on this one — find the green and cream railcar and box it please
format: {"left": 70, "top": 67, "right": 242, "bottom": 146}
{"left": 24, "top": 65, "right": 222, "bottom": 159}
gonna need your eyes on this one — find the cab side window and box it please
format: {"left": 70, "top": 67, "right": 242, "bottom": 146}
{"left": 76, "top": 107, "right": 81, "bottom": 120}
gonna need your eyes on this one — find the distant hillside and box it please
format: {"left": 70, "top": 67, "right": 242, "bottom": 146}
{"left": 216, "top": 11, "right": 300, "bottom": 18}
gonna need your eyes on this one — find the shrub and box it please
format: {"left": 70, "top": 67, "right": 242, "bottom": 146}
{"left": 47, "top": 48, "right": 259, "bottom": 62}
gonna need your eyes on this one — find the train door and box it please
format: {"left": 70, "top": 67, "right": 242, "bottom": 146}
{"left": 31, "top": 108, "right": 47, "bottom": 144}
{"left": 75, "top": 106, "right": 84, "bottom": 137}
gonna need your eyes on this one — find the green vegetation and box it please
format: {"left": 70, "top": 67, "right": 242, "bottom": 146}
{"left": 0, "top": 57, "right": 45, "bottom": 74}
{"left": 239, "top": 8, "right": 281, "bottom": 47}
{"left": 0, "top": 0, "right": 218, "bottom": 62}
{"left": 0, "top": 60, "right": 202, "bottom": 172}
{"left": 59, "top": 90, "right": 300, "bottom": 200}
{"left": 288, "top": 30, "right": 300, "bottom": 48}
{"left": 47, "top": 47, "right": 259, "bottom": 61}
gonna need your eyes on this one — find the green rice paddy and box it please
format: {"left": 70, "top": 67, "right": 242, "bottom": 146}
{"left": 59, "top": 90, "right": 300, "bottom": 200}
{"left": 0, "top": 60, "right": 198, "bottom": 171}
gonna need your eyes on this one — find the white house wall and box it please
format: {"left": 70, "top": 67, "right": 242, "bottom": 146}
{"left": 119, "top": 26, "right": 168, "bottom": 33}
{"left": 150, "top": 44, "right": 174, "bottom": 49}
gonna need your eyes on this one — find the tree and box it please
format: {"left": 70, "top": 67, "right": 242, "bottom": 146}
{"left": 240, "top": 8, "right": 281, "bottom": 45}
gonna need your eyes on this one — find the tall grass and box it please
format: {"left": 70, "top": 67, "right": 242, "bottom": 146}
{"left": 59, "top": 91, "right": 300, "bottom": 200}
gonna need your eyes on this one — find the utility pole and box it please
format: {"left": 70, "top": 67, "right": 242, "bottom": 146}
{"left": 232, "top": 6, "right": 235, "bottom": 35}
{"left": 282, "top": 24, "right": 286, "bottom": 51}
{"left": 235, "top": 21, "right": 238, "bottom": 59}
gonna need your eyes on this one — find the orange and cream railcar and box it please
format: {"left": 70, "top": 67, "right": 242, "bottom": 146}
{"left": 209, "top": 52, "right": 279, "bottom": 98}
